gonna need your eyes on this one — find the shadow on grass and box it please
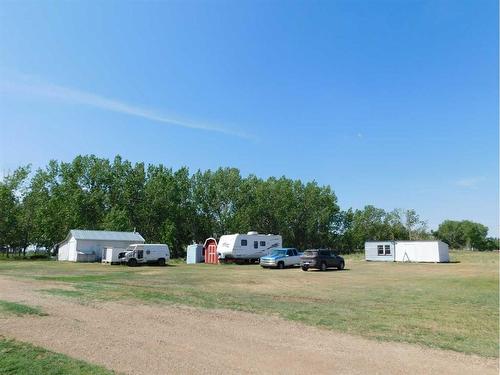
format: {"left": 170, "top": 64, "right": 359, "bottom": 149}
{"left": 305, "top": 268, "right": 351, "bottom": 272}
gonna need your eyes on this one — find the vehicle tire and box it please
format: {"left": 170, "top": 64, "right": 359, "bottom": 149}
{"left": 338, "top": 261, "right": 345, "bottom": 270}
{"left": 301, "top": 266, "right": 308, "bottom": 272}
{"left": 128, "top": 258, "right": 137, "bottom": 267}
{"left": 277, "top": 261, "right": 285, "bottom": 269}
{"left": 320, "top": 262, "right": 327, "bottom": 272}
{"left": 157, "top": 258, "right": 166, "bottom": 266}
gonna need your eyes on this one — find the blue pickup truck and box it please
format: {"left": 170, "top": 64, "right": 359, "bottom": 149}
{"left": 259, "top": 248, "right": 302, "bottom": 269}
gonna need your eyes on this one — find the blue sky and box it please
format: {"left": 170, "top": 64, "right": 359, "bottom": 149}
{"left": 0, "top": 1, "right": 498, "bottom": 236}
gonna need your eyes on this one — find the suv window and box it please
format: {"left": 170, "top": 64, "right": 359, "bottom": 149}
{"left": 319, "top": 250, "right": 329, "bottom": 256}
{"left": 303, "top": 250, "right": 317, "bottom": 256}
{"left": 286, "top": 249, "right": 293, "bottom": 256}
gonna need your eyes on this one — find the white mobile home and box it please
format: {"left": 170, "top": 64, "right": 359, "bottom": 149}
{"left": 217, "top": 232, "right": 282, "bottom": 262}
{"left": 57, "top": 230, "right": 145, "bottom": 262}
{"left": 365, "top": 240, "right": 449, "bottom": 263}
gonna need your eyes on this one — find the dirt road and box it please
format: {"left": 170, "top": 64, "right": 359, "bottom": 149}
{"left": 0, "top": 276, "right": 497, "bottom": 374}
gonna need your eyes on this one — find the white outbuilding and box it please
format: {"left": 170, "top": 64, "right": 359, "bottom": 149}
{"left": 57, "top": 230, "right": 145, "bottom": 262}
{"left": 365, "top": 240, "right": 449, "bottom": 263}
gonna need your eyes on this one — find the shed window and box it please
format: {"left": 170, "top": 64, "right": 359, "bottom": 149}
{"left": 254, "top": 241, "right": 258, "bottom": 249}
{"left": 384, "top": 245, "right": 391, "bottom": 255}
{"left": 377, "top": 245, "right": 384, "bottom": 255}
{"left": 260, "top": 241, "right": 266, "bottom": 247}
{"left": 241, "top": 239, "right": 247, "bottom": 246}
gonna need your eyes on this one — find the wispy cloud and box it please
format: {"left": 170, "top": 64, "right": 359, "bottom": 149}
{"left": 455, "top": 177, "right": 485, "bottom": 189}
{"left": 0, "top": 75, "right": 252, "bottom": 139}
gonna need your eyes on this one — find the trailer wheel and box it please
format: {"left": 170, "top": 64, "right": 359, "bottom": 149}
{"left": 157, "top": 258, "right": 166, "bottom": 266}
{"left": 277, "top": 261, "right": 285, "bottom": 269}
{"left": 128, "top": 258, "right": 137, "bottom": 267}
{"left": 301, "top": 266, "right": 308, "bottom": 272}
{"left": 320, "top": 262, "right": 327, "bottom": 271}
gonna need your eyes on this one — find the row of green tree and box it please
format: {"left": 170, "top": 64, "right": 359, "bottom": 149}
{"left": 0, "top": 155, "right": 497, "bottom": 257}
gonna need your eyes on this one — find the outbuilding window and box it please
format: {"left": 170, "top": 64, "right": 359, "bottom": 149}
{"left": 377, "top": 245, "right": 384, "bottom": 255}
{"left": 384, "top": 245, "right": 391, "bottom": 255}
{"left": 241, "top": 239, "right": 247, "bottom": 246}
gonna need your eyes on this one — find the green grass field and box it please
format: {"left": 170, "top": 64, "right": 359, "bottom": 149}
{"left": 0, "top": 337, "right": 113, "bottom": 375}
{"left": 0, "top": 251, "right": 497, "bottom": 357}
{"left": 0, "top": 300, "right": 46, "bottom": 317}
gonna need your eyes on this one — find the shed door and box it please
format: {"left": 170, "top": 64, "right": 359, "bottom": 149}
{"left": 205, "top": 243, "right": 218, "bottom": 264}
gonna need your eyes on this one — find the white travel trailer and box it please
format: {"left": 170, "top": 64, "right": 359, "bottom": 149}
{"left": 365, "top": 240, "right": 449, "bottom": 263}
{"left": 120, "top": 243, "right": 170, "bottom": 266}
{"left": 217, "top": 232, "right": 282, "bottom": 262}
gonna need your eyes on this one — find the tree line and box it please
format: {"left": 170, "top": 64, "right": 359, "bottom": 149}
{"left": 0, "top": 155, "right": 497, "bottom": 257}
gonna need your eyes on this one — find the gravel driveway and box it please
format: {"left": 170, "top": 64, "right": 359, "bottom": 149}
{"left": 0, "top": 276, "right": 497, "bottom": 375}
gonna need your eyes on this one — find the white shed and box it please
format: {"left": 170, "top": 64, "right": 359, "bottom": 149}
{"left": 57, "top": 230, "right": 145, "bottom": 262}
{"left": 365, "top": 240, "right": 449, "bottom": 263}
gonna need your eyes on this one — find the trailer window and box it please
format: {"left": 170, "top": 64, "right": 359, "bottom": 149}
{"left": 384, "top": 245, "right": 391, "bottom": 255}
{"left": 241, "top": 239, "right": 247, "bottom": 246}
{"left": 260, "top": 241, "right": 266, "bottom": 247}
{"left": 254, "top": 241, "right": 258, "bottom": 249}
{"left": 377, "top": 245, "right": 384, "bottom": 255}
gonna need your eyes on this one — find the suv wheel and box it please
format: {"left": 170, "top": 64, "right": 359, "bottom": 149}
{"left": 338, "top": 261, "right": 345, "bottom": 270}
{"left": 277, "top": 261, "right": 285, "bottom": 269}
{"left": 320, "top": 262, "right": 327, "bottom": 271}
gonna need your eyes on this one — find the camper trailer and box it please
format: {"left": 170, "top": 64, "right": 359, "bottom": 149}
{"left": 217, "top": 232, "right": 282, "bottom": 263}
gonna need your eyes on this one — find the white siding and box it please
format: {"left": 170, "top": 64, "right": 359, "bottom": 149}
{"left": 395, "top": 241, "right": 437, "bottom": 262}
{"left": 68, "top": 238, "right": 78, "bottom": 261}
{"left": 58, "top": 233, "right": 145, "bottom": 262}
{"left": 365, "top": 241, "right": 395, "bottom": 261}
{"left": 365, "top": 241, "right": 449, "bottom": 263}
{"left": 394, "top": 241, "right": 449, "bottom": 262}
{"left": 58, "top": 242, "right": 70, "bottom": 261}
{"left": 438, "top": 241, "right": 450, "bottom": 262}
{"left": 75, "top": 239, "right": 142, "bottom": 261}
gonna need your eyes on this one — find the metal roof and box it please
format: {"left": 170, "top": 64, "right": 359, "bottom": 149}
{"left": 69, "top": 230, "right": 145, "bottom": 242}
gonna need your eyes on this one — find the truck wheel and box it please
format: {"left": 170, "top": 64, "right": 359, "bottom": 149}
{"left": 301, "top": 266, "right": 308, "bottom": 272}
{"left": 338, "top": 261, "right": 345, "bottom": 270}
{"left": 158, "top": 258, "right": 166, "bottom": 266}
{"left": 320, "top": 262, "right": 327, "bottom": 271}
{"left": 277, "top": 261, "right": 285, "bottom": 269}
{"left": 128, "top": 258, "right": 137, "bottom": 267}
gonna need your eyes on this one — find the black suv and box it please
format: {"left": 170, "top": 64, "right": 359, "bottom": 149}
{"left": 300, "top": 249, "right": 345, "bottom": 271}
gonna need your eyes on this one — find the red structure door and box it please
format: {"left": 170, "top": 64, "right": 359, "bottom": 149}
{"left": 204, "top": 238, "right": 218, "bottom": 264}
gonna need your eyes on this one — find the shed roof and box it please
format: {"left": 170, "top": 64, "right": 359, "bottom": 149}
{"left": 69, "top": 230, "right": 145, "bottom": 242}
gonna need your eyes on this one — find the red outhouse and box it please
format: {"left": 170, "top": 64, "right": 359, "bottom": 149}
{"left": 203, "top": 238, "right": 218, "bottom": 264}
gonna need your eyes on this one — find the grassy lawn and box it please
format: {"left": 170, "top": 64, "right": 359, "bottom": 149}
{"left": 0, "top": 337, "right": 113, "bottom": 375}
{"left": 0, "top": 300, "right": 46, "bottom": 317}
{"left": 0, "top": 251, "right": 497, "bottom": 357}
